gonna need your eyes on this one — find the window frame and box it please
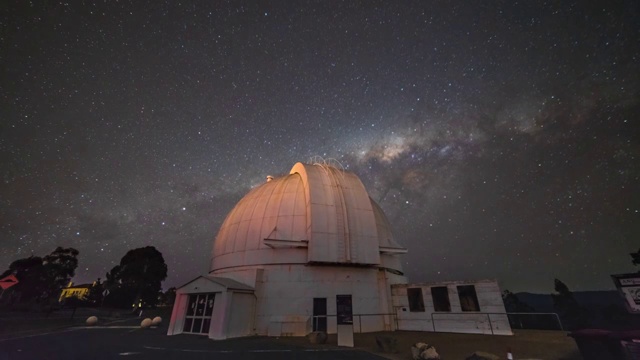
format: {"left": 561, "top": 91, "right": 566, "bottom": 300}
{"left": 431, "top": 286, "right": 451, "bottom": 312}
{"left": 407, "top": 288, "right": 425, "bottom": 312}
{"left": 457, "top": 285, "right": 481, "bottom": 312}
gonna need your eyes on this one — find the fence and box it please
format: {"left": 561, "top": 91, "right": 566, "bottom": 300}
{"left": 506, "top": 312, "right": 564, "bottom": 331}
{"left": 310, "top": 311, "right": 563, "bottom": 334}
{"left": 311, "top": 313, "right": 398, "bottom": 333}
{"left": 429, "top": 312, "right": 563, "bottom": 334}
{"left": 429, "top": 312, "right": 506, "bottom": 335}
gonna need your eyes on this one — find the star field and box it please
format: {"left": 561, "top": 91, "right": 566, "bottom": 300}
{"left": 1, "top": 1, "right": 639, "bottom": 292}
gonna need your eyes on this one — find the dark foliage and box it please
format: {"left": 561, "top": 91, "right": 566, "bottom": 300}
{"left": 43, "top": 247, "right": 79, "bottom": 297}
{"left": 158, "top": 287, "right": 176, "bottom": 306}
{"left": 86, "top": 278, "right": 104, "bottom": 306}
{"left": 1, "top": 256, "right": 47, "bottom": 303}
{"left": 632, "top": 248, "right": 640, "bottom": 268}
{"left": 0, "top": 247, "right": 79, "bottom": 307}
{"left": 551, "top": 278, "right": 590, "bottom": 330}
{"left": 103, "top": 246, "right": 167, "bottom": 309}
{"left": 502, "top": 290, "right": 536, "bottom": 312}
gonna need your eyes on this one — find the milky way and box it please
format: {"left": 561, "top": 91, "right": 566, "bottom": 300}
{"left": 2, "top": 1, "right": 639, "bottom": 292}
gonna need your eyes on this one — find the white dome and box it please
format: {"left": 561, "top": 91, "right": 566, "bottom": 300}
{"left": 210, "top": 162, "right": 405, "bottom": 273}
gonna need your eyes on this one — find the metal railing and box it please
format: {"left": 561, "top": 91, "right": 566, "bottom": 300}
{"left": 506, "top": 312, "right": 563, "bottom": 331}
{"left": 429, "top": 312, "right": 563, "bottom": 334}
{"left": 311, "top": 311, "right": 563, "bottom": 334}
{"left": 430, "top": 312, "right": 501, "bottom": 335}
{"left": 311, "top": 313, "right": 398, "bottom": 333}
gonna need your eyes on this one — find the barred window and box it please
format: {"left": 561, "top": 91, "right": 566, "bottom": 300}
{"left": 457, "top": 285, "right": 480, "bottom": 311}
{"left": 407, "top": 288, "right": 425, "bottom": 312}
{"left": 431, "top": 286, "right": 451, "bottom": 312}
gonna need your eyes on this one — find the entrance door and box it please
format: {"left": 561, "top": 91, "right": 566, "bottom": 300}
{"left": 313, "top": 298, "right": 327, "bottom": 332}
{"left": 183, "top": 293, "right": 215, "bottom": 334}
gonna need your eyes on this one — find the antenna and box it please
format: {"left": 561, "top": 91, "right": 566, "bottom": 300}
{"left": 308, "top": 156, "right": 347, "bottom": 183}
{"left": 308, "top": 156, "right": 346, "bottom": 172}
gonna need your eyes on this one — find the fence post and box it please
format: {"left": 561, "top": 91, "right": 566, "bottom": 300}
{"left": 394, "top": 312, "right": 398, "bottom": 331}
{"left": 554, "top": 313, "right": 564, "bottom": 331}
{"left": 430, "top": 312, "right": 436, "bottom": 332}
{"left": 506, "top": 312, "right": 564, "bottom": 331}
{"left": 487, "top": 313, "right": 494, "bottom": 335}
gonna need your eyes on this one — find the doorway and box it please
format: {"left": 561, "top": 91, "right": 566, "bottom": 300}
{"left": 183, "top": 293, "right": 215, "bottom": 334}
{"left": 313, "top": 297, "right": 327, "bottom": 332}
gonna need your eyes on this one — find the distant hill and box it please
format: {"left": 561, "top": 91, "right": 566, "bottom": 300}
{"left": 514, "top": 290, "right": 639, "bottom": 330}
{"left": 515, "top": 290, "right": 625, "bottom": 313}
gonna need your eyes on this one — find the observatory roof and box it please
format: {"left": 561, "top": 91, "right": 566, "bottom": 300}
{"left": 211, "top": 162, "right": 405, "bottom": 272}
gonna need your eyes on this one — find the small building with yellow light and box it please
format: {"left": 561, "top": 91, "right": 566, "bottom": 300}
{"left": 59, "top": 281, "right": 96, "bottom": 302}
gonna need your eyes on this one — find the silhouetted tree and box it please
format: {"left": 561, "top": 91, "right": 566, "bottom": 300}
{"left": 103, "top": 265, "right": 131, "bottom": 308}
{"left": 158, "top": 287, "right": 176, "bottom": 306}
{"left": 502, "top": 290, "right": 535, "bottom": 312}
{"left": 552, "top": 278, "right": 589, "bottom": 330}
{"left": 104, "top": 246, "right": 167, "bottom": 309}
{"left": 86, "top": 278, "right": 104, "bottom": 306}
{"left": 631, "top": 248, "right": 640, "bottom": 268}
{"left": 502, "top": 290, "right": 546, "bottom": 329}
{"left": 42, "top": 247, "right": 79, "bottom": 299}
{"left": 1, "top": 256, "right": 47, "bottom": 304}
{"left": 1, "top": 247, "right": 79, "bottom": 306}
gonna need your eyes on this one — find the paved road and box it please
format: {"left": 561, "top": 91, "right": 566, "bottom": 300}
{"left": 0, "top": 324, "right": 387, "bottom": 360}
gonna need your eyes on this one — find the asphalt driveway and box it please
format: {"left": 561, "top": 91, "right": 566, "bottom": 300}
{"left": 0, "top": 323, "right": 387, "bottom": 360}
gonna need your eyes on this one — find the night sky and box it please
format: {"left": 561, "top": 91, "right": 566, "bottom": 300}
{"left": 2, "top": 1, "right": 639, "bottom": 293}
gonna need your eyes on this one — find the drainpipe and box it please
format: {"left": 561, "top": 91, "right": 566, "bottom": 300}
{"left": 252, "top": 292, "right": 258, "bottom": 335}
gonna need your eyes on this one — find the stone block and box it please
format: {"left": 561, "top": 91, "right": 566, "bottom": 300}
{"left": 140, "top": 318, "right": 152, "bottom": 328}
{"left": 411, "top": 342, "right": 440, "bottom": 359}
{"left": 86, "top": 316, "right": 98, "bottom": 326}
{"left": 376, "top": 335, "right": 399, "bottom": 353}
{"left": 307, "top": 331, "right": 328, "bottom": 344}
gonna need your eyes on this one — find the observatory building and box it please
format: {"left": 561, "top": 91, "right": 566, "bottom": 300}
{"left": 168, "top": 162, "right": 511, "bottom": 339}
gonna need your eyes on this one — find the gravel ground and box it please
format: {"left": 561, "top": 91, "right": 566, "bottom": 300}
{"left": 278, "top": 330, "right": 582, "bottom": 360}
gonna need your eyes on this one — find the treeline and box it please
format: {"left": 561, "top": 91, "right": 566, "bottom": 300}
{"left": 503, "top": 249, "right": 640, "bottom": 330}
{"left": 0, "top": 247, "right": 79, "bottom": 308}
{"left": 1, "top": 246, "right": 174, "bottom": 310}
{"left": 503, "top": 278, "right": 632, "bottom": 330}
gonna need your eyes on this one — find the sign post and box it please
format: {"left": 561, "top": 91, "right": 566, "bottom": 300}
{"left": 336, "top": 294, "right": 354, "bottom": 347}
{"left": 0, "top": 274, "right": 19, "bottom": 300}
{"left": 611, "top": 273, "right": 640, "bottom": 313}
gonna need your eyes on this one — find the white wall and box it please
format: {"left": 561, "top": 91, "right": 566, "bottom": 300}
{"left": 393, "top": 280, "right": 513, "bottom": 335}
{"left": 167, "top": 293, "right": 189, "bottom": 335}
{"left": 227, "top": 292, "right": 256, "bottom": 338}
{"left": 214, "top": 264, "right": 402, "bottom": 336}
{"left": 208, "top": 291, "right": 230, "bottom": 339}
{"left": 212, "top": 268, "right": 260, "bottom": 288}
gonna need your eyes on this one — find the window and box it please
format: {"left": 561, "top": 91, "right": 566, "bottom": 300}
{"left": 407, "top": 288, "right": 425, "bottom": 312}
{"left": 313, "top": 298, "right": 327, "bottom": 332}
{"left": 431, "top": 286, "right": 451, "bottom": 312}
{"left": 457, "top": 285, "right": 480, "bottom": 311}
{"left": 183, "top": 293, "right": 215, "bottom": 334}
